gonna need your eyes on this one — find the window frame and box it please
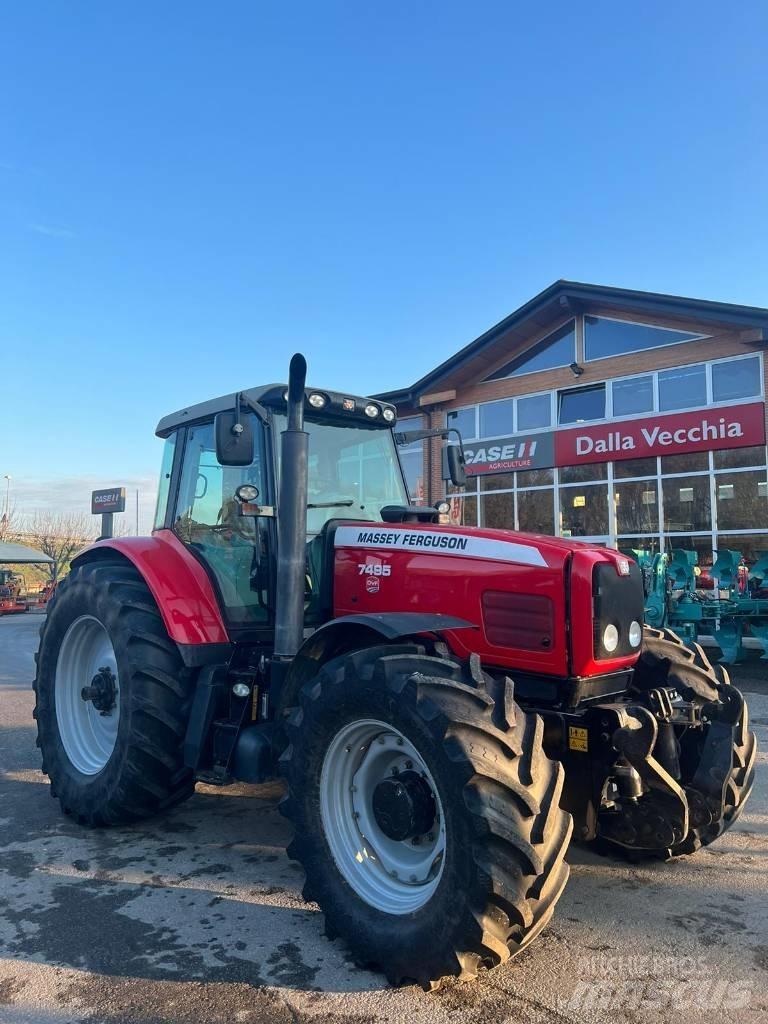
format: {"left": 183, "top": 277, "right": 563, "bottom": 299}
{"left": 583, "top": 313, "right": 708, "bottom": 363}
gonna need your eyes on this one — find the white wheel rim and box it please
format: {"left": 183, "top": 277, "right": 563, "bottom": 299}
{"left": 320, "top": 718, "right": 446, "bottom": 915}
{"left": 55, "top": 615, "right": 120, "bottom": 775}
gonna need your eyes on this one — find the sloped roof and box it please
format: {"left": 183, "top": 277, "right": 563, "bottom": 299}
{"left": 0, "top": 542, "right": 54, "bottom": 564}
{"left": 376, "top": 280, "right": 768, "bottom": 405}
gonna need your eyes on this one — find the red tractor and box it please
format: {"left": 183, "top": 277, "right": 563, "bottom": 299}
{"left": 35, "top": 355, "right": 756, "bottom": 987}
{"left": 0, "top": 569, "right": 29, "bottom": 615}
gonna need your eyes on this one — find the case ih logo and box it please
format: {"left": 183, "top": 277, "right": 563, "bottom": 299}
{"left": 91, "top": 487, "right": 126, "bottom": 515}
{"left": 556, "top": 402, "right": 766, "bottom": 467}
{"left": 462, "top": 431, "right": 555, "bottom": 476}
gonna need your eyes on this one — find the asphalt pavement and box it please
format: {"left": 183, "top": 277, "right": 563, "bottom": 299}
{"left": 1, "top": 612, "right": 766, "bottom": 1024}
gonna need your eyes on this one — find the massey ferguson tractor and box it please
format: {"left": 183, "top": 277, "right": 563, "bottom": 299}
{"left": 35, "top": 354, "right": 756, "bottom": 987}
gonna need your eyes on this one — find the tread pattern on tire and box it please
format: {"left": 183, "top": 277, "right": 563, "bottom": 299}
{"left": 34, "top": 558, "right": 196, "bottom": 826}
{"left": 280, "top": 644, "right": 573, "bottom": 987}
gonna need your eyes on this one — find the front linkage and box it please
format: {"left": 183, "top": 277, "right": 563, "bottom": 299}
{"left": 537, "top": 627, "right": 757, "bottom": 858}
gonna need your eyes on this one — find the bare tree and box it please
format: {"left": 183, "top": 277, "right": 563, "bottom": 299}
{"left": 22, "top": 512, "right": 96, "bottom": 582}
{"left": 0, "top": 504, "right": 18, "bottom": 543}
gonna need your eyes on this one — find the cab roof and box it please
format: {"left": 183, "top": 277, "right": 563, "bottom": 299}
{"left": 155, "top": 384, "right": 397, "bottom": 438}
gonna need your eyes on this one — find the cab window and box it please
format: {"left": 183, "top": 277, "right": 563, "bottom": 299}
{"left": 173, "top": 416, "right": 270, "bottom": 625}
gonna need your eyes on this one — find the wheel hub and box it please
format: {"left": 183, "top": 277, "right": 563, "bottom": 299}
{"left": 81, "top": 666, "right": 117, "bottom": 715}
{"left": 372, "top": 770, "right": 436, "bottom": 841}
{"left": 319, "top": 719, "right": 447, "bottom": 914}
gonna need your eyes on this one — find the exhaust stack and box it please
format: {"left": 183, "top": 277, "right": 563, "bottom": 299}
{"left": 273, "top": 353, "right": 309, "bottom": 661}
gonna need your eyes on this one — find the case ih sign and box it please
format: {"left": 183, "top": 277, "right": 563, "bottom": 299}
{"left": 463, "top": 431, "right": 555, "bottom": 476}
{"left": 91, "top": 487, "right": 126, "bottom": 515}
{"left": 454, "top": 402, "right": 766, "bottom": 477}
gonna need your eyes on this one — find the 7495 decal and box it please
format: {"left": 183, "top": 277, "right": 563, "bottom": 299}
{"left": 357, "top": 563, "right": 392, "bottom": 577}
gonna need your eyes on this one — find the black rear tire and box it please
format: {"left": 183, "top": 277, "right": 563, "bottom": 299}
{"left": 34, "top": 559, "right": 196, "bottom": 825}
{"left": 280, "top": 644, "right": 572, "bottom": 987}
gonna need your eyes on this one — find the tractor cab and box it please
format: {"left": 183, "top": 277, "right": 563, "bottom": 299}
{"left": 154, "top": 380, "right": 458, "bottom": 632}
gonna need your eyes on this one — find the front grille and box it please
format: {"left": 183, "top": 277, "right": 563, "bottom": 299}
{"left": 592, "top": 562, "right": 644, "bottom": 659}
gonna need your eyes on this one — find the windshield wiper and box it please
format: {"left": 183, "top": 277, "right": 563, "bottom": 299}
{"left": 307, "top": 499, "right": 355, "bottom": 509}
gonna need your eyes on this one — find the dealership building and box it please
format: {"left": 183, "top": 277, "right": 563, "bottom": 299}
{"left": 379, "top": 281, "right": 768, "bottom": 569}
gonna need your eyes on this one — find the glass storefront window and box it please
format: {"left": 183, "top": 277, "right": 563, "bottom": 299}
{"left": 661, "top": 451, "right": 709, "bottom": 474}
{"left": 614, "top": 480, "right": 659, "bottom": 534}
{"left": 612, "top": 375, "right": 654, "bottom": 417}
{"left": 560, "top": 462, "right": 608, "bottom": 484}
{"left": 480, "top": 473, "right": 515, "bottom": 492}
{"left": 448, "top": 494, "right": 478, "bottom": 527}
{"left": 558, "top": 384, "right": 606, "bottom": 425}
{"left": 516, "top": 393, "right": 551, "bottom": 431}
{"left": 481, "top": 490, "right": 514, "bottom": 529}
{"left": 447, "top": 406, "right": 477, "bottom": 440}
{"left": 614, "top": 456, "right": 658, "bottom": 479}
{"left": 715, "top": 470, "right": 768, "bottom": 531}
{"left": 658, "top": 364, "right": 706, "bottom": 411}
{"left": 662, "top": 475, "right": 711, "bottom": 532}
{"left": 713, "top": 445, "right": 767, "bottom": 470}
{"left": 516, "top": 468, "right": 554, "bottom": 487}
{"left": 711, "top": 355, "right": 761, "bottom": 403}
{"left": 559, "top": 483, "right": 609, "bottom": 537}
{"left": 518, "top": 488, "right": 554, "bottom": 534}
{"left": 479, "top": 399, "right": 514, "bottom": 439}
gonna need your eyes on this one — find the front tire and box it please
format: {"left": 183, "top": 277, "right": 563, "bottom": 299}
{"left": 280, "top": 645, "right": 572, "bottom": 987}
{"left": 622, "top": 626, "right": 757, "bottom": 858}
{"left": 34, "top": 559, "right": 196, "bottom": 825}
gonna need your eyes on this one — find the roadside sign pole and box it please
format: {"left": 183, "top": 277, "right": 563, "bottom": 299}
{"left": 101, "top": 512, "right": 114, "bottom": 540}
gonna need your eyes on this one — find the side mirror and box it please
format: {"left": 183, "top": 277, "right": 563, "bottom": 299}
{"left": 446, "top": 444, "right": 467, "bottom": 488}
{"left": 215, "top": 410, "right": 254, "bottom": 466}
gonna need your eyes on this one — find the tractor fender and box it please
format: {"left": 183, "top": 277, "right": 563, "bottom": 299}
{"left": 71, "top": 531, "right": 232, "bottom": 661}
{"left": 278, "top": 612, "right": 476, "bottom": 713}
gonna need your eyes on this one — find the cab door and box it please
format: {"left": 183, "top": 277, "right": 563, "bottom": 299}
{"left": 172, "top": 414, "right": 273, "bottom": 627}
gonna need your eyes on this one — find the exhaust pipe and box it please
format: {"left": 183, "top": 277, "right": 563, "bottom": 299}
{"left": 273, "top": 353, "right": 309, "bottom": 661}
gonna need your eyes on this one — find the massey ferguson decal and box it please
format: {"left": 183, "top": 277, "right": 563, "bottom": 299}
{"left": 334, "top": 526, "right": 547, "bottom": 566}
{"left": 556, "top": 401, "right": 766, "bottom": 466}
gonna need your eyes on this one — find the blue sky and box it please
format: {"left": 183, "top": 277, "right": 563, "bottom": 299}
{"left": 2, "top": 1, "right": 766, "bottom": 531}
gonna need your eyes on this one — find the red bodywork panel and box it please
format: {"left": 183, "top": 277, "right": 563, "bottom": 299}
{"left": 76, "top": 531, "right": 230, "bottom": 646}
{"left": 332, "top": 522, "right": 639, "bottom": 678}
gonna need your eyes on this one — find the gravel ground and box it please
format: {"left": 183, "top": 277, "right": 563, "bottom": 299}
{"left": 1, "top": 613, "right": 766, "bottom": 1024}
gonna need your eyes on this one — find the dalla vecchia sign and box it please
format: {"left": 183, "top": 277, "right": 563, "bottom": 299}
{"left": 455, "top": 402, "right": 765, "bottom": 477}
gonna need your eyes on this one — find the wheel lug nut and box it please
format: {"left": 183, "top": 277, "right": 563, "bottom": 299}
{"left": 396, "top": 738, "right": 404, "bottom": 746}
{"left": 412, "top": 836, "right": 420, "bottom": 845}
{"left": 405, "top": 760, "right": 413, "bottom": 769}
{"left": 409, "top": 874, "right": 417, "bottom": 882}
{"left": 426, "top": 833, "right": 434, "bottom": 841}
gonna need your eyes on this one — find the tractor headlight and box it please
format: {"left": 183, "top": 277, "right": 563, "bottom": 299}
{"left": 308, "top": 392, "right": 327, "bottom": 408}
{"left": 628, "top": 620, "right": 642, "bottom": 648}
{"left": 603, "top": 624, "right": 619, "bottom": 653}
{"left": 364, "top": 404, "right": 380, "bottom": 418}
{"left": 236, "top": 484, "right": 260, "bottom": 503}
{"left": 382, "top": 407, "right": 396, "bottom": 422}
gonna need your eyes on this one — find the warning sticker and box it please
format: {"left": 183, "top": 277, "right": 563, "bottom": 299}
{"left": 568, "top": 726, "right": 589, "bottom": 752}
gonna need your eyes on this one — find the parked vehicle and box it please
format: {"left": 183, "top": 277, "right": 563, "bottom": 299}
{"left": 35, "top": 354, "right": 757, "bottom": 987}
